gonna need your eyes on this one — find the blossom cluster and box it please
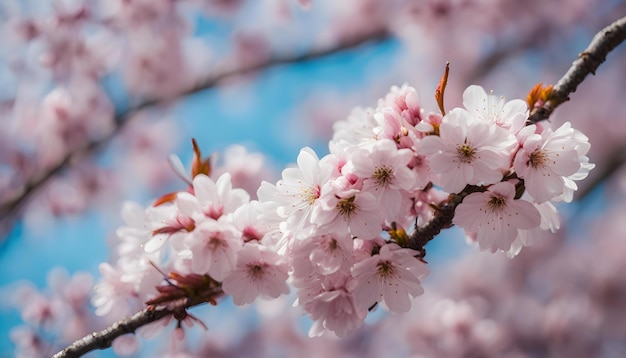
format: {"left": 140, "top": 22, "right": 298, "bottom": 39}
{"left": 93, "top": 83, "right": 593, "bottom": 340}
{"left": 5, "top": 269, "right": 96, "bottom": 357}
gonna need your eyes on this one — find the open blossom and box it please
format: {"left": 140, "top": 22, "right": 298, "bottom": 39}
{"left": 507, "top": 200, "right": 561, "bottom": 257}
{"left": 351, "top": 244, "right": 429, "bottom": 313}
{"left": 183, "top": 221, "right": 242, "bottom": 281}
{"left": 453, "top": 182, "right": 541, "bottom": 253}
{"left": 462, "top": 85, "right": 528, "bottom": 133}
{"left": 211, "top": 145, "right": 278, "bottom": 198}
{"left": 419, "top": 108, "right": 516, "bottom": 193}
{"left": 305, "top": 288, "right": 367, "bottom": 338}
{"left": 314, "top": 188, "right": 383, "bottom": 240}
{"left": 257, "top": 147, "right": 332, "bottom": 236}
{"left": 514, "top": 122, "right": 594, "bottom": 203}
{"left": 177, "top": 173, "right": 250, "bottom": 222}
{"left": 332, "top": 106, "right": 378, "bottom": 145}
{"left": 222, "top": 244, "right": 289, "bottom": 305}
{"left": 345, "top": 139, "right": 416, "bottom": 220}
{"left": 291, "top": 231, "right": 354, "bottom": 277}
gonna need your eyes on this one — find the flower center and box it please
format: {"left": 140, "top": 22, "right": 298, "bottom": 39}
{"left": 372, "top": 166, "right": 394, "bottom": 187}
{"left": 205, "top": 204, "right": 224, "bottom": 220}
{"left": 528, "top": 149, "right": 548, "bottom": 169}
{"left": 376, "top": 260, "right": 396, "bottom": 277}
{"left": 325, "top": 238, "right": 339, "bottom": 251}
{"left": 487, "top": 195, "right": 506, "bottom": 211}
{"left": 456, "top": 143, "right": 476, "bottom": 163}
{"left": 248, "top": 263, "right": 266, "bottom": 279}
{"left": 207, "top": 236, "right": 225, "bottom": 251}
{"left": 300, "top": 185, "right": 320, "bottom": 206}
{"left": 336, "top": 196, "right": 358, "bottom": 219}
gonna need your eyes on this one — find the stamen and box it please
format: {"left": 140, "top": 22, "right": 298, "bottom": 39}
{"left": 457, "top": 143, "right": 475, "bottom": 163}
{"left": 372, "top": 166, "right": 394, "bottom": 187}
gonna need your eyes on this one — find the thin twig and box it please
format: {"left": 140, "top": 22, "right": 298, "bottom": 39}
{"left": 527, "top": 16, "right": 626, "bottom": 124}
{"left": 0, "top": 26, "right": 391, "bottom": 237}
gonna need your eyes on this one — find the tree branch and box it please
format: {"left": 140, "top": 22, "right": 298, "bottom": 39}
{"left": 527, "top": 15, "right": 626, "bottom": 124}
{"left": 54, "top": 274, "right": 223, "bottom": 358}
{"left": 408, "top": 186, "right": 484, "bottom": 258}
{"left": 52, "top": 307, "right": 172, "bottom": 358}
{"left": 0, "top": 26, "right": 391, "bottom": 238}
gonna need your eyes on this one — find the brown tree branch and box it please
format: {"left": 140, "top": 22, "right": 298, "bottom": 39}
{"left": 577, "top": 145, "right": 626, "bottom": 201}
{"left": 527, "top": 15, "right": 626, "bottom": 124}
{"left": 53, "top": 274, "right": 223, "bottom": 358}
{"left": 409, "top": 15, "right": 626, "bottom": 257}
{"left": 408, "top": 186, "right": 484, "bottom": 258}
{"left": 52, "top": 307, "right": 172, "bottom": 358}
{"left": 0, "top": 26, "right": 391, "bottom": 238}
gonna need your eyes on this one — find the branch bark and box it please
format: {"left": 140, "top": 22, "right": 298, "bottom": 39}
{"left": 0, "top": 26, "right": 391, "bottom": 238}
{"left": 53, "top": 275, "right": 223, "bottom": 358}
{"left": 527, "top": 15, "right": 626, "bottom": 124}
{"left": 52, "top": 307, "right": 172, "bottom": 358}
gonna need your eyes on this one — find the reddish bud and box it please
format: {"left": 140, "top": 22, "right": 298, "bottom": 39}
{"left": 153, "top": 192, "right": 178, "bottom": 207}
{"left": 435, "top": 62, "right": 450, "bottom": 116}
{"left": 526, "top": 83, "right": 553, "bottom": 110}
{"left": 191, "top": 138, "right": 211, "bottom": 178}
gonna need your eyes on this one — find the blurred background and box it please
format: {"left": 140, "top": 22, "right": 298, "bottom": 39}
{"left": 1, "top": 0, "right": 625, "bottom": 356}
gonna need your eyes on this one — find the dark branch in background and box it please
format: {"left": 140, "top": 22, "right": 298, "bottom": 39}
{"left": 0, "top": 26, "right": 391, "bottom": 239}
{"left": 577, "top": 145, "right": 626, "bottom": 200}
{"left": 409, "top": 15, "right": 626, "bottom": 258}
{"left": 527, "top": 15, "right": 626, "bottom": 124}
{"left": 467, "top": 23, "right": 550, "bottom": 83}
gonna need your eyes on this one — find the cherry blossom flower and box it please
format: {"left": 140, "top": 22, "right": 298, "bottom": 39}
{"left": 507, "top": 200, "right": 561, "bottom": 257}
{"left": 514, "top": 122, "right": 594, "bottom": 203}
{"left": 292, "top": 231, "right": 354, "bottom": 276}
{"left": 289, "top": 232, "right": 355, "bottom": 311}
{"left": 351, "top": 243, "right": 429, "bottom": 313}
{"left": 182, "top": 221, "right": 242, "bottom": 281}
{"left": 305, "top": 288, "right": 367, "bottom": 338}
{"left": 211, "top": 145, "right": 278, "bottom": 199}
{"left": 314, "top": 188, "right": 383, "bottom": 240}
{"left": 258, "top": 147, "right": 332, "bottom": 237}
{"left": 462, "top": 85, "right": 528, "bottom": 133}
{"left": 177, "top": 173, "right": 250, "bottom": 222}
{"left": 92, "top": 263, "right": 143, "bottom": 318}
{"left": 231, "top": 201, "right": 269, "bottom": 243}
{"left": 419, "top": 108, "right": 516, "bottom": 193}
{"left": 222, "top": 244, "right": 289, "bottom": 305}
{"left": 377, "top": 84, "right": 424, "bottom": 126}
{"left": 332, "top": 106, "right": 378, "bottom": 145}
{"left": 345, "top": 139, "right": 416, "bottom": 220}
{"left": 144, "top": 204, "right": 194, "bottom": 253}
{"left": 373, "top": 107, "right": 418, "bottom": 149}
{"left": 453, "top": 182, "right": 541, "bottom": 253}
{"left": 348, "top": 140, "right": 416, "bottom": 193}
